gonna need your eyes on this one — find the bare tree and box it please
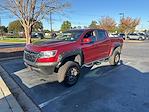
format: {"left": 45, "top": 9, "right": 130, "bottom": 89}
{"left": 119, "top": 17, "right": 140, "bottom": 34}
{"left": 98, "top": 16, "right": 117, "bottom": 33}
{"left": 0, "top": 0, "right": 70, "bottom": 44}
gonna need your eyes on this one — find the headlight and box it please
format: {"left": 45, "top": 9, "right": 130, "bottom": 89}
{"left": 38, "top": 50, "right": 57, "bottom": 58}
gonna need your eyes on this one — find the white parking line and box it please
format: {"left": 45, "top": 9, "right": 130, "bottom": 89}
{"left": 38, "top": 90, "right": 72, "bottom": 108}
{"left": 13, "top": 68, "right": 55, "bottom": 88}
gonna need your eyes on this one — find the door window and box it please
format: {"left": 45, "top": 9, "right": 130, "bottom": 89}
{"left": 84, "top": 30, "right": 97, "bottom": 43}
{"left": 97, "top": 30, "right": 107, "bottom": 41}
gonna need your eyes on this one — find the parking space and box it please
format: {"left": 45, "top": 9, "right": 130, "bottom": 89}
{"left": 0, "top": 42, "right": 149, "bottom": 112}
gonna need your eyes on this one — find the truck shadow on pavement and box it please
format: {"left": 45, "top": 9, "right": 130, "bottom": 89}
{"left": 1, "top": 60, "right": 149, "bottom": 112}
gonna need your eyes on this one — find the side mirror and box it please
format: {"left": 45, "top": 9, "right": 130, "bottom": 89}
{"left": 82, "top": 38, "right": 92, "bottom": 44}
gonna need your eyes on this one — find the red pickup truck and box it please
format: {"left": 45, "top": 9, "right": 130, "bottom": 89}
{"left": 24, "top": 29, "right": 123, "bottom": 86}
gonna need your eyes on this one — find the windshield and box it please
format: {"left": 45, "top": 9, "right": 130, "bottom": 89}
{"left": 56, "top": 30, "right": 84, "bottom": 41}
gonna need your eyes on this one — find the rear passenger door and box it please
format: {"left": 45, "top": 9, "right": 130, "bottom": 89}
{"left": 95, "top": 30, "right": 111, "bottom": 59}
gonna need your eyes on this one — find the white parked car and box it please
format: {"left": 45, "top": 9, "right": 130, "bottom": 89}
{"left": 127, "top": 33, "right": 146, "bottom": 40}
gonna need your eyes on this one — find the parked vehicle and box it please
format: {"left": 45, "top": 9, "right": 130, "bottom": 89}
{"left": 119, "top": 33, "right": 126, "bottom": 40}
{"left": 110, "top": 33, "right": 125, "bottom": 40}
{"left": 110, "top": 33, "right": 118, "bottom": 37}
{"left": 127, "top": 33, "right": 146, "bottom": 40}
{"left": 138, "top": 33, "right": 147, "bottom": 40}
{"left": 50, "top": 32, "right": 57, "bottom": 38}
{"left": 145, "top": 32, "right": 149, "bottom": 40}
{"left": 24, "top": 29, "right": 123, "bottom": 86}
{"left": 31, "top": 32, "right": 44, "bottom": 39}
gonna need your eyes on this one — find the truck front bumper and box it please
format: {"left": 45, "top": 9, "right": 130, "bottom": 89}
{"left": 24, "top": 59, "right": 59, "bottom": 75}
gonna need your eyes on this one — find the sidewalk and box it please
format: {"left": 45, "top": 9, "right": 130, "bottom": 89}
{"left": 0, "top": 76, "right": 23, "bottom": 112}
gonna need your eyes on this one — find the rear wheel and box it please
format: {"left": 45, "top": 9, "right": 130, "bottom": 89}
{"left": 109, "top": 50, "right": 120, "bottom": 66}
{"left": 127, "top": 37, "right": 130, "bottom": 40}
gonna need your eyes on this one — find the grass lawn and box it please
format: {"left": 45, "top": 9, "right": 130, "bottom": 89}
{"left": 0, "top": 37, "right": 26, "bottom": 43}
{"left": 0, "top": 37, "right": 50, "bottom": 43}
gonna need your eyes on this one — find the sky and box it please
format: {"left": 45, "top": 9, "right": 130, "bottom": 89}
{"left": 1, "top": 0, "right": 149, "bottom": 30}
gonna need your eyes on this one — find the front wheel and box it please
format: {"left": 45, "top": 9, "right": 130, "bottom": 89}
{"left": 58, "top": 61, "right": 80, "bottom": 87}
{"left": 109, "top": 50, "right": 120, "bottom": 66}
{"left": 138, "top": 37, "right": 143, "bottom": 41}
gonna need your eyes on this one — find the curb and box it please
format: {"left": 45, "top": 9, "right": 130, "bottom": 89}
{"left": 0, "top": 76, "right": 24, "bottom": 112}
{"left": 0, "top": 65, "right": 41, "bottom": 112}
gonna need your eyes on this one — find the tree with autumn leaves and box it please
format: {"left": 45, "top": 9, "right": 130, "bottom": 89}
{"left": 118, "top": 17, "right": 140, "bottom": 34}
{"left": 89, "top": 16, "right": 140, "bottom": 34}
{"left": 98, "top": 17, "right": 117, "bottom": 32}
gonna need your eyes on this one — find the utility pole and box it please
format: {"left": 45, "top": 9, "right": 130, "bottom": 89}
{"left": 49, "top": 11, "right": 53, "bottom": 33}
{"left": 46, "top": 6, "right": 55, "bottom": 33}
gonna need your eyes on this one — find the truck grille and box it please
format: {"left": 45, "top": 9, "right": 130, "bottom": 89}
{"left": 24, "top": 50, "right": 39, "bottom": 62}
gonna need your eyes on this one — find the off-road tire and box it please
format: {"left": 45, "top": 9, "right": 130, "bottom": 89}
{"left": 109, "top": 49, "right": 121, "bottom": 66}
{"left": 58, "top": 61, "right": 80, "bottom": 87}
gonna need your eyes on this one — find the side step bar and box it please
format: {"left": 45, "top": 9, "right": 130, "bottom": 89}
{"left": 83, "top": 57, "right": 109, "bottom": 68}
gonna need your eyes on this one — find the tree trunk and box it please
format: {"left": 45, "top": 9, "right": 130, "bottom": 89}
{"left": 24, "top": 26, "right": 32, "bottom": 44}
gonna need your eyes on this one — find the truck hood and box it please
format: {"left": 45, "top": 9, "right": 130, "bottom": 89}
{"left": 25, "top": 39, "right": 76, "bottom": 52}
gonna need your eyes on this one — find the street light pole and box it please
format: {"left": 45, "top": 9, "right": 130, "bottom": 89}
{"left": 118, "top": 12, "right": 125, "bottom": 35}
{"left": 119, "top": 13, "right": 125, "bottom": 19}
{"left": 147, "top": 21, "right": 149, "bottom": 32}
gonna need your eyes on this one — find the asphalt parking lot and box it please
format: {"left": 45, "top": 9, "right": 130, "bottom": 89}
{"left": 0, "top": 41, "right": 149, "bottom": 112}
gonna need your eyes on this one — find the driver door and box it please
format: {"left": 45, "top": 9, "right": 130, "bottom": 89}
{"left": 81, "top": 30, "right": 98, "bottom": 63}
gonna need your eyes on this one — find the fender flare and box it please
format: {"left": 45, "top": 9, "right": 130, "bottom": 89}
{"left": 60, "top": 49, "right": 83, "bottom": 64}
{"left": 109, "top": 43, "right": 122, "bottom": 56}
{"left": 57, "top": 49, "right": 83, "bottom": 82}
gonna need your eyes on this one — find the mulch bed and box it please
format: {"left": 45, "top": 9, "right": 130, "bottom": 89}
{"left": 0, "top": 47, "right": 24, "bottom": 58}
